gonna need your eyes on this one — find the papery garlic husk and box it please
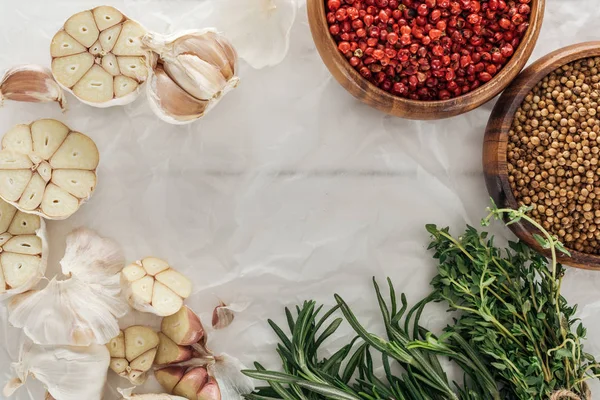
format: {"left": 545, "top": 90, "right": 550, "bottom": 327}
{"left": 212, "top": 301, "right": 249, "bottom": 330}
{"left": 3, "top": 340, "right": 110, "bottom": 400}
{"left": 208, "top": 354, "right": 253, "bottom": 400}
{"left": 8, "top": 228, "right": 127, "bottom": 346}
{"left": 0, "top": 65, "right": 67, "bottom": 111}
{"left": 122, "top": 257, "right": 192, "bottom": 316}
{"left": 210, "top": 0, "right": 297, "bottom": 69}
{"left": 0, "top": 119, "right": 99, "bottom": 219}
{"left": 142, "top": 29, "right": 239, "bottom": 125}
{"left": 118, "top": 387, "right": 187, "bottom": 400}
{"left": 0, "top": 199, "right": 48, "bottom": 300}
{"left": 51, "top": 6, "right": 153, "bottom": 107}
{"left": 107, "top": 326, "right": 159, "bottom": 385}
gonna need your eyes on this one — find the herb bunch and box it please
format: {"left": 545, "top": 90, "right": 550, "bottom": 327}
{"left": 243, "top": 278, "right": 500, "bottom": 400}
{"left": 428, "top": 204, "right": 600, "bottom": 399}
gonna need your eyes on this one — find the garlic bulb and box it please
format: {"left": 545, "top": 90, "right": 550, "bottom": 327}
{"left": 122, "top": 257, "right": 193, "bottom": 316}
{"left": 3, "top": 340, "right": 110, "bottom": 400}
{"left": 119, "top": 387, "right": 187, "bottom": 400}
{"left": 107, "top": 326, "right": 159, "bottom": 385}
{"left": 0, "top": 65, "right": 67, "bottom": 111}
{"left": 210, "top": 0, "right": 297, "bottom": 69}
{"left": 0, "top": 199, "right": 47, "bottom": 300}
{"left": 51, "top": 6, "right": 152, "bottom": 106}
{"left": 142, "top": 30, "right": 239, "bottom": 124}
{"left": 8, "top": 228, "right": 127, "bottom": 346}
{"left": 0, "top": 119, "right": 99, "bottom": 220}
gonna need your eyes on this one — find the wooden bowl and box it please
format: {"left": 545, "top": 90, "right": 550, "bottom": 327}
{"left": 307, "top": 0, "right": 545, "bottom": 120}
{"left": 483, "top": 42, "right": 600, "bottom": 270}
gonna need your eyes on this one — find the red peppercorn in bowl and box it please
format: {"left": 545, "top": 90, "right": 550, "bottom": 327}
{"left": 308, "top": 0, "right": 545, "bottom": 119}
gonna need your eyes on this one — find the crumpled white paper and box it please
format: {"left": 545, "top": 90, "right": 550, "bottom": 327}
{"left": 1, "top": 0, "right": 600, "bottom": 399}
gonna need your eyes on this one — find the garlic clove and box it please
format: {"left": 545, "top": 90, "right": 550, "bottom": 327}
{"left": 212, "top": 302, "right": 234, "bottom": 330}
{"left": 3, "top": 235, "right": 42, "bottom": 255}
{"left": 99, "top": 24, "right": 122, "bottom": 53}
{"left": 146, "top": 65, "right": 209, "bottom": 125}
{"left": 163, "top": 55, "right": 227, "bottom": 101}
{"left": 49, "top": 131, "right": 99, "bottom": 170}
{"left": 115, "top": 75, "right": 139, "bottom": 98}
{"left": 117, "top": 56, "right": 149, "bottom": 82}
{"left": 0, "top": 119, "right": 99, "bottom": 219}
{"left": 102, "top": 53, "right": 121, "bottom": 76}
{"left": 2, "top": 125, "right": 32, "bottom": 154}
{"left": 155, "top": 367, "right": 186, "bottom": 393}
{"left": 107, "top": 331, "right": 126, "bottom": 358}
{"left": 112, "top": 20, "right": 147, "bottom": 56}
{"left": 124, "top": 326, "right": 160, "bottom": 362}
{"left": 72, "top": 64, "right": 114, "bottom": 103}
{"left": 0, "top": 66, "right": 67, "bottom": 111}
{"left": 142, "top": 257, "right": 170, "bottom": 276}
{"left": 161, "top": 306, "right": 205, "bottom": 346}
{"left": 131, "top": 275, "right": 154, "bottom": 303}
{"left": 8, "top": 211, "right": 40, "bottom": 235}
{"left": 51, "top": 169, "right": 97, "bottom": 199}
{"left": 93, "top": 6, "right": 125, "bottom": 31}
{"left": 64, "top": 10, "right": 100, "bottom": 48}
{"left": 197, "top": 377, "right": 221, "bottom": 400}
{"left": 129, "top": 347, "right": 157, "bottom": 372}
{"left": 1, "top": 253, "right": 41, "bottom": 289}
{"left": 155, "top": 332, "right": 193, "bottom": 365}
{"left": 171, "top": 32, "right": 236, "bottom": 80}
{"left": 31, "top": 119, "right": 69, "bottom": 159}
{"left": 17, "top": 173, "right": 45, "bottom": 211}
{"left": 50, "top": 31, "right": 87, "bottom": 57}
{"left": 0, "top": 169, "right": 32, "bottom": 201}
{"left": 173, "top": 368, "right": 209, "bottom": 399}
{"left": 110, "top": 358, "right": 129, "bottom": 374}
{"left": 152, "top": 281, "right": 184, "bottom": 316}
{"left": 52, "top": 7, "right": 150, "bottom": 107}
{"left": 40, "top": 183, "right": 79, "bottom": 218}
{"left": 51, "top": 52, "right": 95, "bottom": 88}
{"left": 156, "top": 269, "right": 192, "bottom": 298}
{"left": 122, "top": 262, "right": 146, "bottom": 282}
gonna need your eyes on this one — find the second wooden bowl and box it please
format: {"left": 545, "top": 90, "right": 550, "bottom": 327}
{"left": 483, "top": 42, "right": 600, "bottom": 270}
{"left": 307, "top": 0, "right": 545, "bottom": 120}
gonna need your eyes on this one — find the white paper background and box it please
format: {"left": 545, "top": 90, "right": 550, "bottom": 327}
{"left": 1, "top": 0, "right": 600, "bottom": 399}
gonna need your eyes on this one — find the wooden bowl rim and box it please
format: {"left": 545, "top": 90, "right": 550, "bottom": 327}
{"left": 307, "top": 0, "right": 546, "bottom": 119}
{"left": 484, "top": 41, "right": 600, "bottom": 270}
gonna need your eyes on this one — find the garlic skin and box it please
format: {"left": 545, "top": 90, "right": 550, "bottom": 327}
{"left": 50, "top": 6, "right": 152, "bottom": 107}
{"left": 122, "top": 257, "right": 193, "bottom": 316}
{"left": 0, "top": 119, "right": 100, "bottom": 220}
{"left": 0, "top": 199, "right": 48, "bottom": 300}
{"left": 209, "top": 354, "right": 254, "bottom": 400}
{"left": 3, "top": 340, "right": 110, "bottom": 400}
{"left": 0, "top": 65, "right": 67, "bottom": 111}
{"left": 209, "top": 0, "right": 297, "bottom": 69}
{"left": 142, "top": 29, "right": 239, "bottom": 125}
{"left": 119, "top": 387, "right": 187, "bottom": 400}
{"left": 8, "top": 228, "right": 127, "bottom": 346}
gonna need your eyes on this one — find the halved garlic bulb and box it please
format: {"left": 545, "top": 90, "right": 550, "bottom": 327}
{"left": 3, "top": 340, "right": 110, "bottom": 400}
{"left": 107, "top": 326, "right": 159, "bottom": 385}
{"left": 0, "top": 199, "right": 47, "bottom": 299}
{"left": 122, "top": 257, "right": 192, "bottom": 316}
{"left": 142, "top": 30, "right": 239, "bottom": 125}
{"left": 0, "top": 119, "right": 99, "bottom": 220}
{"left": 51, "top": 6, "right": 151, "bottom": 107}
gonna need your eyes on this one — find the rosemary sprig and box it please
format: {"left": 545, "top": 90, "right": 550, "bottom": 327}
{"left": 243, "top": 279, "right": 500, "bottom": 400}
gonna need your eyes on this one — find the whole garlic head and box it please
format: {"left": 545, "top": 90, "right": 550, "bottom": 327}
{"left": 8, "top": 228, "right": 127, "bottom": 346}
{"left": 142, "top": 29, "right": 239, "bottom": 124}
{"left": 122, "top": 257, "right": 192, "bottom": 316}
{"left": 3, "top": 340, "right": 110, "bottom": 400}
{"left": 0, "top": 199, "right": 47, "bottom": 300}
{"left": 51, "top": 6, "right": 152, "bottom": 107}
{"left": 0, "top": 119, "right": 99, "bottom": 220}
{"left": 107, "top": 326, "right": 159, "bottom": 385}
